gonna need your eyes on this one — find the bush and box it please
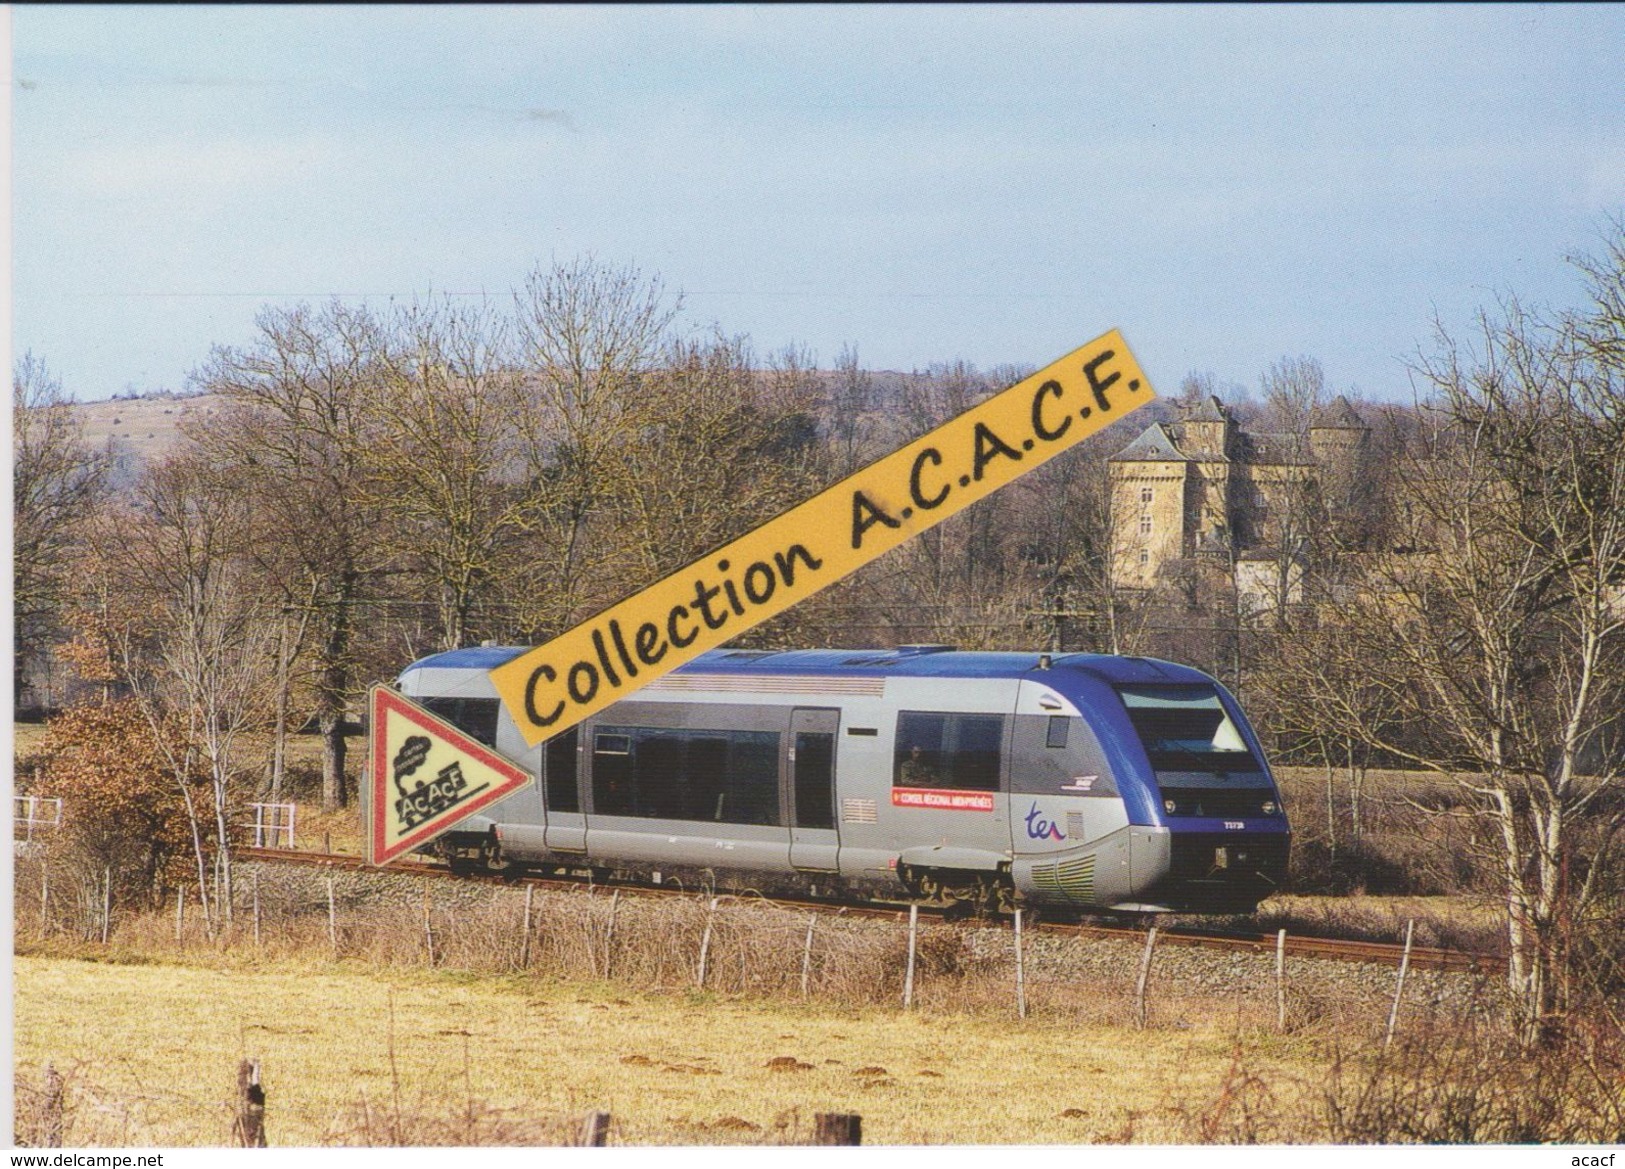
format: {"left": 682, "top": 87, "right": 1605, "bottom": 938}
{"left": 26, "top": 700, "right": 211, "bottom": 909}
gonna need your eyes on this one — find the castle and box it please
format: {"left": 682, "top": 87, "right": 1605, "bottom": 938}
{"left": 1107, "top": 394, "right": 1369, "bottom": 606}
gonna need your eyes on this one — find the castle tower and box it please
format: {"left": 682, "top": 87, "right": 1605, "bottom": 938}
{"left": 1308, "top": 394, "right": 1369, "bottom": 463}
{"left": 1107, "top": 423, "right": 1192, "bottom": 590}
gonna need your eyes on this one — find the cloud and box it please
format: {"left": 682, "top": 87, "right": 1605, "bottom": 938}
{"left": 523, "top": 108, "right": 574, "bottom": 129}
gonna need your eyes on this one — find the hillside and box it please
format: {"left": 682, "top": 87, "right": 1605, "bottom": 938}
{"left": 71, "top": 393, "right": 222, "bottom": 484}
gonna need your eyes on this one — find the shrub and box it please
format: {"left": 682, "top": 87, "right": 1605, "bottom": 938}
{"left": 26, "top": 700, "right": 211, "bottom": 909}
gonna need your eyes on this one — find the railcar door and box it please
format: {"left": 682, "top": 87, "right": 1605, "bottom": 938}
{"left": 540, "top": 725, "right": 587, "bottom": 855}
{"left": 788, "top": 707, "right": 840, "bottom": 873}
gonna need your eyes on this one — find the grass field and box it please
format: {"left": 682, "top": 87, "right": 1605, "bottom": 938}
{"left": 14, "top": 953, "right": 1307, "bottom": 1146}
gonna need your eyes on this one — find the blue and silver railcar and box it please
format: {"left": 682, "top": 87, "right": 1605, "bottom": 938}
{"left": 396, "top": 645, "right": 1289, "bottom": 913}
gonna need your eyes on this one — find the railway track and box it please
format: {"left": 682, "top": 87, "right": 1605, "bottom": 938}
{"left": 238, "top": 845, "right": 1505, "bottom": 975}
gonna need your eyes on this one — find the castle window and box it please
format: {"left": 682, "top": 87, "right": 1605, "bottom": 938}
{"left": 1140, "top": 487, "right": 1154, "bottom": 505}
{"left": 1139, "top": 549, "right": 1150, "bottom": 565}
{"left": 1139, "top": 515, "right": 1153, "bottom": 535}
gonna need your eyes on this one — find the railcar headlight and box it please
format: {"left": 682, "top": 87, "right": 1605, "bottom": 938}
{"left": 1164, "top": 798, "right": 1178, "bottom": 814}
{"left": 1262, "top": 800, "right": 1278, "bottom": 815}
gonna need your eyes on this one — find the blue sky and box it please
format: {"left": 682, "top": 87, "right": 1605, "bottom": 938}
{"left": 12, "top": 4, "right": 1625, "bottom": 402}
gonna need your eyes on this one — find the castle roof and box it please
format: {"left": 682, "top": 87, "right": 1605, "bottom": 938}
{"left": 1108, "top": 422, "right": 1189, "bottom": 463}
{"left": 1186, "top": 394, "right": 1232, "bottom": 423}
{"left": 1311, "top": 394, "right": 1367, "bottom": 430}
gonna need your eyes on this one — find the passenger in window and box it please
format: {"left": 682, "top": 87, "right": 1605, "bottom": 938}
{"left": 900, "top": 745, "right": 938, "bottom": 786}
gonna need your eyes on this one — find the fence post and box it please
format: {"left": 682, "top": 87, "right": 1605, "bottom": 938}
{"left": 1275, "top": 928, "right": 1288, "bottom": 1032}
{"left": 422, "top": 884, "right": 436, "bottom": 966}
{"left": 253, "top": 872, "right": 262, "bottom": 948}
{"left": 326, "top": 877, "right": 338, "bottom": 956}
{"left": 519, "top": 884, "right": 535, "bottom": 970}
{"left": 604, "top": 889, "right": 620, "bottom": 978}
{"left": 580, "top": 1110, "right": 610, "bottom": 1146}
{"left": 40, "top": 864, "right": 50, "bottom": 937}
{"left": 235, "top": 1059, "right": 267, "bottom": 1147}
{"left": 800, "top": 913, "right": 816, "bottom": 997}
{"left": 903, "top": 904, "right": 918, "bottom": 1010}
{"left": 696, "top": 897, "right": 718, "bottom": 988}
{"left": 40, "top": 1063, "right": 64, "bottom": 1147}
{"left": 1134, "top": 925, "right": 1159, "bottom": 1030}
{"left": 1014, "top": 908, "right": 1028, "bottom": 1019}
{"left": 174, "top": 887, "right": 185, "bottom": 945}
{"left": 1385, "top": 918, "right": 1415, "bottom": 1050}
{"left": 813, "top": 1112, "right": 862, "bottom": 1145}
{"left": 101, "top": 867, "right": 111, "bottom": 945}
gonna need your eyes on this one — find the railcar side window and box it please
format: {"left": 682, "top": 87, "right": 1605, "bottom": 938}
{"left": 793, "top": 731, "right": 836, "bottom": 830}
{"left": 421, "top": 697, "right": 500, "bottom": 749}
{"left": 591, "top": 725, "right": 783, "bottom": 826}
{"left": 544, "top": 726, "right": 579, "bottom": 813}
{"left": 894, "top": 712, "right": 1004, "bottom": 792}
{"left": 1009, "top": 715, "right": 1114, "bottom": 795}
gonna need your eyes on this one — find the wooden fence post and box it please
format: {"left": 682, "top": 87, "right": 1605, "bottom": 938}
{"left": 580, "top": 1110, "right": 610, "bottom": 1146}
{"left": 235, "top": 1059, "right": 267, "bottom": 1147}
{"left": 1275, "top": 928, "right": 1288, "bottom": 1032}
{"left": 604, "top": 889, "right": 620, "bottom": 978}
{"left": 1134, "top": 925, "right": 1159, "bottom": 1030}
{"left": 813, "top": 1112, "right": 862, "bottom": 1145}
{"left": 40, "top": 865, "right": 50, "bottom": 937}
{"left": 175, "top": 887, "right": 185, "bottom": 944}
{"left": 101, "top": 868, "right": 111, "bottom": 945}
{"left": 903, "top": 904, "right": 918, "bottom": 1010}
{"left": 800, "top": 913, "right": 816, "bottom": 997}
{"left": 40, "top": 1063, "right": 64, "bottom": 1147}
{"left": 253, "top": 872, "right": 262, "bottom": 948}
{"left": 696, "top": 897, "right": 718, "bottom": 988}
{"left": 1014, "top": 908, "right": 1027, "bottom": 1019}
{"left": 422, "top": 884, "right": 436, "bottom": 966}
{"left": 326, "top": 877, "right": 338, "bottom": 956}
{"left": 1385, "top": 918, "right": 1415, "bottom": 1050}
{"left": 519, "top": 884, "right": 535, "bottom": 970}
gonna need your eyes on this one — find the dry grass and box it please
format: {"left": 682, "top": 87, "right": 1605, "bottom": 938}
{"left": 13, "top": 952, "right": 1303, "bottom": 1146}
{"left": 13, "top": 721, "right": 50, "bottom": 758}
{"left": 1258, "top": 893, "right": 1506, "bottom": 954}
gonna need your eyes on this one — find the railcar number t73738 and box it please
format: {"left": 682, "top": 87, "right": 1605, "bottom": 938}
{"left": 395, "top": 644, "right": 1290, "bottom": 914}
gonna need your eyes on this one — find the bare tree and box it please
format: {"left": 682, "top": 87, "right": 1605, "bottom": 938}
{"left": 509, "top": 257, "right": 680, "bottom": 639}
{"left": 13, "top": 354, "right": 108, "bottom": 708}
{"left": 365, "top": 297, "right": 540, "bottom": 651}
{"left": 1251, "top": 356, "right": 1328, "bottom": 627}
{"left": 80, "top": 454, "right": 277, "bottom": 932}
{"left": 1322, "top": 259, "right": 1625, "bottom": 1042}
{"left": 189, "top": 302, "right": 393, "bottom": 810}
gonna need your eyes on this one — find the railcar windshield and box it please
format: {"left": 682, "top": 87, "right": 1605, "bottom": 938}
{"left": 1115, "top": 684, "right": 1260, "bottom": 771}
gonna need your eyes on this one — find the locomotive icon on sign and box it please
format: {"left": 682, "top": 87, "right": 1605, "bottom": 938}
{"left": 391, "top": 733, "right": 477, "bottom": 830}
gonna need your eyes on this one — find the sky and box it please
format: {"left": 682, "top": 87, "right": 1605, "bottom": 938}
{"left": 11, "top": 4, "right": 1625, "bottom": 403}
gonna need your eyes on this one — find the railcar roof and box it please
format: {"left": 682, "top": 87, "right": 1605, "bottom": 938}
{"left": 401, "top": 645, "right": 1213, "bottom": 686}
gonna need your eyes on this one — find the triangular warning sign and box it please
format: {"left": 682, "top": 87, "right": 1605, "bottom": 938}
{"left": 366, "top": 684, "right": 533, "bottom": 866}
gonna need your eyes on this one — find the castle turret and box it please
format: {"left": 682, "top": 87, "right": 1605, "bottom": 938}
{"left": 1309, "top": 394, "right": 1369, "bottom": 463}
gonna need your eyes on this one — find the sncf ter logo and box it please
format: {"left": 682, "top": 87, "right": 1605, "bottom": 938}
{"left": 892, "top": 787, "right": 996, "bottom": 812}
{"left": 1025, "top": 802, "right": 1065, "bottom": 841}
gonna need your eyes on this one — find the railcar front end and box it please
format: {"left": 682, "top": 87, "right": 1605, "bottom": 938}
{"left": 1003, "top": 658, "right": 1290, "bottom": 914}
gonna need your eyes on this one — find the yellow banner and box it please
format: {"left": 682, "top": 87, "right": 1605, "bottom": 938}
{"left": 492, "top": 330, "right": 1156, "bottom": 746}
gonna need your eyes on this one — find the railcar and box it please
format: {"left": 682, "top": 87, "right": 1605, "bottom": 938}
{"left": 395, "top": 645, "right": 1289, "bottom": 914}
